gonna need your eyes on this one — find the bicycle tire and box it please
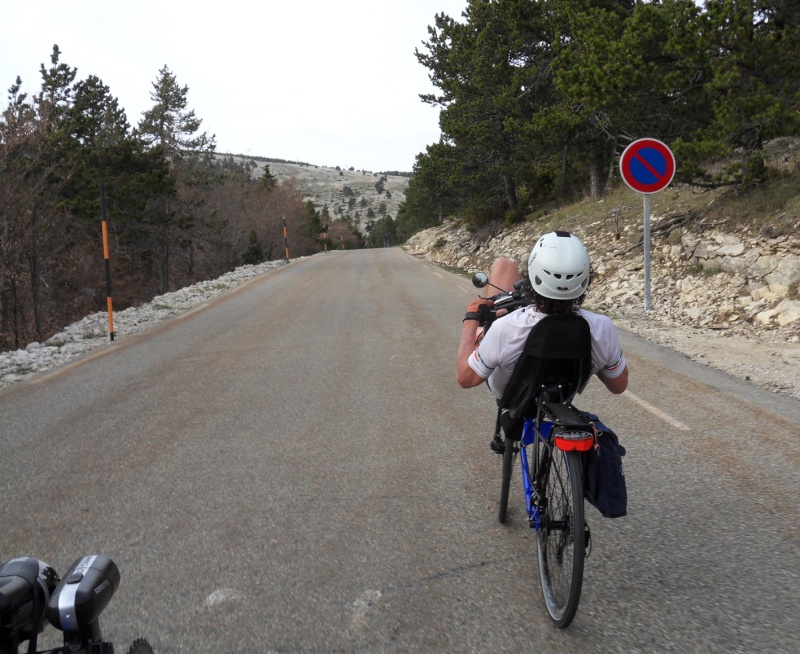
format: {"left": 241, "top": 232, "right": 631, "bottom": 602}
{"left": 536, "top": 447, "right": 585, "bottom": 628}
{"left": 126, "top": 638, "right": 155, "bottom": 654}
{"left": 498, "top": 438, "right": 514, "bottom": 523}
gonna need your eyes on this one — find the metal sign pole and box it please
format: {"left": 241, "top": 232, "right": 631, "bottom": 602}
{"left": 619, "top": 138, "right": 675, "bottom": 313}
{"left": 643, "top": 193, "right": 651, "bottom": 311}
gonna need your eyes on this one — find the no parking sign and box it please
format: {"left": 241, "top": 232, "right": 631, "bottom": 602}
{"left": 620, "top": 138, "right": 675, "bottom": 194}
{"left": 619, "top": 138, "right": 676, "bottom": 310}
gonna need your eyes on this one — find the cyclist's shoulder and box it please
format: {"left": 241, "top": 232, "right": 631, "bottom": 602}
{"left": 485, "top": 307, "right": 541, "bottom": 347}
{"left": 577, "top": 307, "right": 614, "bottom": 321}
{"left": 499, "top": 305, "right": 543, "bottom": 330}
{"left": 577, "top": 308, "right": 620, "bottom": 334}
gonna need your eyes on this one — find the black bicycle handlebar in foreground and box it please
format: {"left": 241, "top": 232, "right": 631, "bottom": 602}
{"left": 0, "top": 555, "right": 153, "bottom": 654}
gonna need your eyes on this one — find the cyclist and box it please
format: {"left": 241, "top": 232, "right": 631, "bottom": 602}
{"left": 456, "top": 231, "right": 628, "bottom": 397}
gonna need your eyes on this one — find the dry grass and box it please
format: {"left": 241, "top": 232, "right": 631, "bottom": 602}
{"left": 528, "top": 161, "right": 800, "bottom": 244}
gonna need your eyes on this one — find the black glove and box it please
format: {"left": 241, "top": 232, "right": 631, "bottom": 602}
{"left": 464, "top": 298, "right": 493, "bottom": 324}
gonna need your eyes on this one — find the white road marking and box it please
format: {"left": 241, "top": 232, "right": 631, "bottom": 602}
{"left": 204, "top": 588, "right": 242, "bottom": 607}
{"left": 624, "top": 391, "right": 691, "bottom": 431}
{"left": 351, "top": 590, "right": 382, "bottom": 629}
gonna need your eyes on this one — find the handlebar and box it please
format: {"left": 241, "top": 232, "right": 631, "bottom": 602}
{"left": 471, "top": 269, "right": 531, "bottom": 328}
{"left": 480, "top": 292, "right": 531, "bottom": 329}
{"left": 0, "top": 555, "right": 153, "bottom": 654}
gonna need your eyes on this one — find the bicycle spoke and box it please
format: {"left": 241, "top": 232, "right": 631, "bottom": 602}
{"left": 536, "top": 448, "right": 585, "bottom": 628}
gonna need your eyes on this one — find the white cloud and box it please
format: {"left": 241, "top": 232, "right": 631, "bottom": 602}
{"left": 1, "top": 0, "right": 467, "bottom": 171}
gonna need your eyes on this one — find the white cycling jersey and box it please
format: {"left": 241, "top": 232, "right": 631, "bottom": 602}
{"left": 467, "top": 306, "right": 626, "bottom": 399}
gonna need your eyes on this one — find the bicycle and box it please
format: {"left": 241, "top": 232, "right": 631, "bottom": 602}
{"left": 472, "top": 272, "right": 599, "bottom": 629}
{"left": 0, "top": 554, "right": 154, "bottom": 654}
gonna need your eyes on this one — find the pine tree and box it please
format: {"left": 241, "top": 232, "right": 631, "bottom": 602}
{"left": 241, "top": 230, "right": 264, "bottom": 264}
{"left": 37, "top": 44, "right": 77, "bottom": 121}
{"left": 137, "top": 65, "right": 216, "bottom": 292}
{"left": 677, "top": 0, "right": 800, "bottom": 186}
{"left": 258, "top": 164, "right": 277, "bottom": 192}
{"left": 68, "top": 75, "right": 129, "bottom": 148}
{"left": 59, "top": 74, "right": 139, "bottom": 223}
{"left": 303, "top": 200, "right": 323, "bottom": 239}
{"left": 138, "top": 65, "right": 215, "bottom": 159}
{"left": 416, "top": 0, "right": 557, "bottom": 222}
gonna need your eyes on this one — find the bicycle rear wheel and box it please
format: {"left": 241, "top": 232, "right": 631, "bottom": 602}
{"left": 499, "top": 438, "right": 514, "bottom": 523}
{"left": 536, "top": 447, "right": 585, "bottom": 628}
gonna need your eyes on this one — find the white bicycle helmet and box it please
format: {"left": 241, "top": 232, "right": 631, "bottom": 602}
{"left": 527, "top": 231, "right": 591, "bottom": 300}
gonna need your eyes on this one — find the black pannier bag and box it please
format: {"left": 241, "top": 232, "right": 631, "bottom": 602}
{"left": 581, "top": 413, "right": 627, "bottom": 518}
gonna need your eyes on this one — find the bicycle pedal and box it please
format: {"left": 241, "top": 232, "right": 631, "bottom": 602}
{"left": 490, "top": 436, "right": 505, "bottom": 454}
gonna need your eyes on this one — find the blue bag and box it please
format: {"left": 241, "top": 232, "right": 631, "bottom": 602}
{"left": 581, "top": 414, "right": 627, "bottom": 518}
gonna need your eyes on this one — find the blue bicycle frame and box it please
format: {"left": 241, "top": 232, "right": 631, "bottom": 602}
{"left": 519, "top": 419, "right": 554, "bottom": 531}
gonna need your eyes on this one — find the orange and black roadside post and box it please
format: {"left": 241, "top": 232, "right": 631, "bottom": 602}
{"left": 100, "top": 181, "right": 115, "bottom": 341}
{"left": 283, "top": 217, "right": 290, "bottom": 260}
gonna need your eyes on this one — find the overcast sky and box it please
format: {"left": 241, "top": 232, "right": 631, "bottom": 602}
{"left": 1, "top": 1, "right": 468, "bottom": 172}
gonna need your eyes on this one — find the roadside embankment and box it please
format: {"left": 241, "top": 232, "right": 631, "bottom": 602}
{"left": 404, "top": 214, "right": 800, "bottom": 400}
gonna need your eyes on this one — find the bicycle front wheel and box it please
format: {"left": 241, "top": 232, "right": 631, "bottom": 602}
{"left": 126, "top": 639, "right": 155, "bottom": 654}
{"left": 536, "top": 447, "right": 585, "bottom": 628}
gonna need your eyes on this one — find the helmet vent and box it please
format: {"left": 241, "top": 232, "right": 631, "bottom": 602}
{"left": 535, "top": 275, "right": 543, "bottom": 286}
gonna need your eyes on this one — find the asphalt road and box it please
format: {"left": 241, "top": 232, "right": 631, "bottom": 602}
{"left": 1, "top": 249, "right": 798, "bottom": 653}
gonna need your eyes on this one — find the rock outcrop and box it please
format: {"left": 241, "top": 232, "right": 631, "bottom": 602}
{"left": 404, "top": 216, "right": 800, "bottom": 342}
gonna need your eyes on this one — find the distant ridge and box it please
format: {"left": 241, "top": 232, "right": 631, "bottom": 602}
{"left": 217, "top": 153, "right": 410, "bottom": 232}
{"left": 223, "top": 152, "right": 412, "bottom": 177}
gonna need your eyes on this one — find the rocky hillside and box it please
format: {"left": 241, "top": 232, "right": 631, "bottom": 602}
{"left": 405, "top": 216, "right": 799, "bottom": 338}
{"left": 220, "top": 155, "right": 409, "bottom": 233}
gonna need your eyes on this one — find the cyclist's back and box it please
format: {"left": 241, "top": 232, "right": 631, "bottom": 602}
{"left": 474, "top": 305, "right": 624, "bottom": 399}
{"left": 456, "top": 231, "right": 628, "bottom": 396}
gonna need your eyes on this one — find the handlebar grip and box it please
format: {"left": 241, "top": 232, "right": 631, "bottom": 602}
{"left": 478, "top": 303, "right": 493, "bottom": 324}
{"left": 464, "top": 303, "right": 495, "bottom": 325}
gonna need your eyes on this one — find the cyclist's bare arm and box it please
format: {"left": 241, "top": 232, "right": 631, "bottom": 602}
{"left": 457, "top": 318, "right": 487, "bottom": 388}
{"left": 457, "top": 260, "right": 520, "bottom": 389}
{"left": 598, "top": 365, "right": 628, "bottom": 394}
